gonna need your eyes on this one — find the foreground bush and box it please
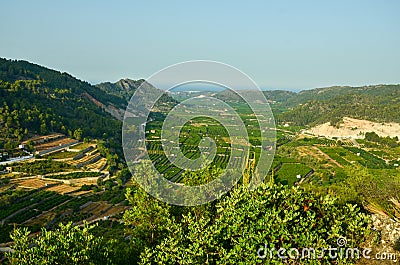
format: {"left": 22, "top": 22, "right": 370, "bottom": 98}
{"left": 140, "top": 183, "right": 371, "bottom": 264}
{"left": 6, "top": 222, "right": 112, "bottom": 265}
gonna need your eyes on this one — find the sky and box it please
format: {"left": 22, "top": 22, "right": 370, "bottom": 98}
{"left": 0, "top": 0, "right": 399, "bottom": 90}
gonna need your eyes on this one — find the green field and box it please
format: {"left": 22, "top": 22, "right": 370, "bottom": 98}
{"left": 275, "top": 163, "right": 312, "bottom": 186}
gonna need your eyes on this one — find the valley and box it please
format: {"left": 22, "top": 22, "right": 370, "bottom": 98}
{"left": 0, "top": 58, "right": 399, "bottom": 264}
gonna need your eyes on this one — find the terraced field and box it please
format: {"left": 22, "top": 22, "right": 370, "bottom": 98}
{"left": 14, "top": 178, "right": 59, "bottom": 189}
{"left": 45, "top": 184, "right": 81, "bottom": 194}
{"left": 35, "top": 138, "right": 78, "bottom": 153}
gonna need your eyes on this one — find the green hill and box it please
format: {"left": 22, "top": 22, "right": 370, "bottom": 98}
{"left": 284, "top": 84, "right": 400, "bottom": 108}
{"left": 277, "top": 85, "right": 400, "bottom": 126}
{"left": 0, "top": 58, "right": 123, "bottom": 149}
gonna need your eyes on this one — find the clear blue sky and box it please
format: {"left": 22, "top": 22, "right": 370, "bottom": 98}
{"left": 1, "top": 0, "right": 399, "bottom": 90}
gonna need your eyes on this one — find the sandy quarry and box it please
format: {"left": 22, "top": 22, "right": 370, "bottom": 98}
{"left": 303, "top": 117, "right": 400, "bottom": 139}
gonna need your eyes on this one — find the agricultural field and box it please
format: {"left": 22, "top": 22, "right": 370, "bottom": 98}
{"left": 13, "top": 178, "right": 59, "bottom": 189}
{"left": 0, "top": 185, "right": 129, "bottom": 244}
{"left": 48, "top": 171, "right": 101, "bottom": 180}
{"left": 46, "top": 150, "right": 78, "bottom": 159}
{"left": 11, "top": 160, "right": 77, "bottom": 175}
{"left": 144, "top": 101, "right": 275, "bottom": 182}
{"left": 0, "top": 135, "right": 119, "bottom": 245}
{"left": 274, "top": 163, "right": 313, "bottom": 186}
{"left": 146, "top": 116, "right": 234, "bottom": 181}
{"left": 45, "top": 184, "right": 81, "bottom": 195}
{"left": 35, "top": 137, "right": 78, "bottom": 153}
{"left": 151, "top": 101, "right": 399, "bottom": 191}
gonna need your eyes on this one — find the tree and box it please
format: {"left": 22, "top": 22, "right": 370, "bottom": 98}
{"left": 6, "top": 222, "right": 113, "bottom": 265}
{"left": 104, "top": 180, "right": 114, "bottom": 190}
{"left": 365, "top": 131, "right": 380, "bottom": 142}
{"left": 40, "top": 122, "right": 47, "bottom": 135}
{"left": 97, "top": 177, "right": 104, "bottom": 187}
{"left": 73, "top": 128, "right": 83, "bottom": 141}
{"left": 124, "top": 186, "right": 171, "bottom": 247}
{"left": 26, "top": 140, "right": 34, "bottom": 152}
{"left": 123, "top": 161, "right": 173, "bottom": 260}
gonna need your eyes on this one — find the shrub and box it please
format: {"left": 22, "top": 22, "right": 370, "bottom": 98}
{"left": 6, "top": 222, "right": 112, "bottom": 265}
{"left": 140, "top": 183, "right": 371, "bottom": 264}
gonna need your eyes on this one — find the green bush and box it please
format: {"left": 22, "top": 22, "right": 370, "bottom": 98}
{"left": 6, "top": 222, "right": 112, "bottom": 265}
{"left": 140, "top": 183, "right": 371, "bottom": 264}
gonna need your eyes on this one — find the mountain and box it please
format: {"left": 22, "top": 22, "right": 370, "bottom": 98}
{"left": 214, "top": 84, "right": 400, "bottom": 126}
{"left": 262, "top": 90, "right": 296, "bottom": 103}
{"left": 0, "top": 58, "right": 124, "bottom": 149}
{"left": 277, "top": 84, "right": 400, "bottom": 126}
{"left": 284, "top": 84, "right": 400, "bottom": 108}
{"left": 214, "top": 89, "right": 296, "bottom": 104}
{"left": 0, "top": 59, "right": 126, "bottom": 108}
{"left": 96, "top": 78, "right": 178, "bottom": 114}
{"left": 96, "top": 78, "right": 146, "bottom": 101}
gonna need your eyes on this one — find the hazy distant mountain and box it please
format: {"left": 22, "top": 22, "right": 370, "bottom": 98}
{"left": 262, "top": 90, "right": 297, "bottom": 103}
{"left": 284, "top": 84, "right": 400, "bottom": 108}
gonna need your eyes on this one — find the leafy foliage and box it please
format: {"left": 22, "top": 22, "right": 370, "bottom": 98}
{"left": 123, "top": 162, "right": 172, "bottom": 250}
{"left": 365, "top": 131, "right": 399, "bottom": 148}
{"left": 140, "top": 183, "right": 371, "bottom": 264}
{"left": 11, "top": 160, "right": 76, "bottom": 175}
{"left": 5, "top": 222, "right": 112, "bottom": 265}
{"left": 328, "top": 166, "right": 400, "bottom": 218}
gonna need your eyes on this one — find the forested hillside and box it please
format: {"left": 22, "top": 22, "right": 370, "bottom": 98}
{"left": 0, "top": 58, "right": 126, "bottom": 108}
{"left": 275, "top": 85, "right": 400, "bottom": 126}
{"left": 0, "top": 58, "right": 123, "bottom": 150}
{"left": 214, "top": 84, "right": 400, "bottom": 126}
{"left": 283, "top": 84, "right": 400, "bottom": 107}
